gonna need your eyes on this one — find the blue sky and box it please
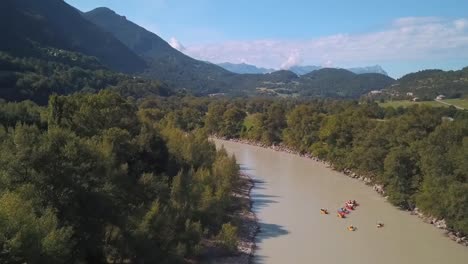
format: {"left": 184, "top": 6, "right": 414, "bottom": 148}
{"left": 67, "top": 0, "right": 468, "bottom": 77}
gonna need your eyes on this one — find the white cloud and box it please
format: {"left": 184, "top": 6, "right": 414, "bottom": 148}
{"left": 168, "top": 37, "right": 185, "bottom": 52}
{"left": 175, "top": 17, "right": 468, "bottom": 71}
{"left": 280, "top": 51, "right": 302, "bottom": 69}
{"left": 454, "top": 19, "right": 468, "bottom": 30}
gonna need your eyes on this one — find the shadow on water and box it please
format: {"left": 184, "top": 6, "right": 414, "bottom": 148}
{"left": 240, "top": 166, "right": 254, "bottom": 171}
{"left": 253, "top": 198, "right": 278, "bottom": 211}
{"left": 239, "top": 164, "right": 254, "bottom": 171}
{"left": 251, "top": 193, "right": 280, "bottom": 199}
{"left": 253, "top": 255, "right": 269, "bottom": 264}
{"left": 252, "top": 179, "right": 267, "bottom": 190}
{"left": 253, "top": 222, "right": 290, "bottom": 264}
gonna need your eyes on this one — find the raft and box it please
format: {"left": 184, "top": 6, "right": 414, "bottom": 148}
{"left": 338, "top": 208, "right": 349, "bottom": 214}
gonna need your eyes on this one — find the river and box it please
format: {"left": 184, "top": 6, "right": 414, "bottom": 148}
{"left": 214, "top": 139, "right": 468, "bottom": 264}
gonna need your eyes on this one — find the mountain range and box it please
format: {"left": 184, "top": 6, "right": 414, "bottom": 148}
{"left": 217, "top": 62, "right": 274, "bottom": 74}
{"left": 217, "top": 62, "right": 388, "bottom": 76}
{"left": 0, "top": 0, "right": 413, "bottom": 100}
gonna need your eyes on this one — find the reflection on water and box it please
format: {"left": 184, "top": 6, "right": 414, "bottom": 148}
{"left": 216, "top": 139, "right": 468, "bottom": 264}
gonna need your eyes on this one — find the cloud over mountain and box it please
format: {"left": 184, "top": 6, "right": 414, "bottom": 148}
{"left": 169, "top": 37, "right": 185, "bottom": 51}
{"left": 176, "top": 17, "right": 468, "bottom": 73}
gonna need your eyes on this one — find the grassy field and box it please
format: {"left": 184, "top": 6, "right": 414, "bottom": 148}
{"left": 378, "top": 100, "right": 447, "bottom": 108}
{"left": 441, "top": 99, "right": 468, "bottom": 109}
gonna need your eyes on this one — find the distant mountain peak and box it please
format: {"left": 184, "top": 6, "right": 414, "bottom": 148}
{"left": 347, "top": 65, "right": 388, "bottom": 76}
{"left": 217, "top": 62, "right": 274, "bottom": 74}
{"left": 88, "top": 7, "right": 117, "bottom": 15}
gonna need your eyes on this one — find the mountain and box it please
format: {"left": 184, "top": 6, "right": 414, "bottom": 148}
{"left": 347, "top": 65, "right": 388, "bottom": 75}
{"left": 289, "top": 65, "right": 388, "bottom": 76}
{"left": 0, "top": 2, "right": 395, "bottom": 100}
{"left": 289, "top": 65, "right": 322, "bottom": 75}
{"left": 0, "top": 0, "right": 146, "bottom": 73}
{"left": 217, "top": 62, "right": 274, "bottom": 74}
{"left": 382, "top": 68, "right": 468, "bottom": 99}
{"left": 83, "top": 7, "right": 235, "bottom": 95}
{"left": 296, "top": 68, "right": 395, "bottom": 97}
{"left": 220, "top": 63, "right": 389, "bottom": 76}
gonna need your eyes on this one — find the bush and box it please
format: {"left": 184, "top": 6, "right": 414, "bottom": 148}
{"left": 215, "top": 223, "right": 238, "bottom": 252}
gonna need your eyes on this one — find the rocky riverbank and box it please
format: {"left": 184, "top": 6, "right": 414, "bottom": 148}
{"left": 215, "top": 137, "right": 468, "bottom": 247}
{"left": 202, "top": 173, "right": 259, "bottom": 264}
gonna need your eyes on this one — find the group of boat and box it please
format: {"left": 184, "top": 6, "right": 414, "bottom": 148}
{"left": 337, "top": 200, "right": 358, "bottom": 219}
{"left": 320, "top": 200, "right": 383, "bottom": 231}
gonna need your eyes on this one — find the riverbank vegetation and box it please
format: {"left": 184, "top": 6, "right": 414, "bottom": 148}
{"left": 138, "top": 96, "right": 467, "bottom": 236}
{"left": 0, "top": 91, "right": 242, "bottom": 263}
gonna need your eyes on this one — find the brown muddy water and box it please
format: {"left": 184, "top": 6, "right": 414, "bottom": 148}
{"left": 214, "top": 139, "right": 468, "bottom": 264}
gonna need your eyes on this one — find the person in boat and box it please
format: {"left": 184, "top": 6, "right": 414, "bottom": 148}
{"left": 377, "top": 222, "right": 384, "bottom": 228}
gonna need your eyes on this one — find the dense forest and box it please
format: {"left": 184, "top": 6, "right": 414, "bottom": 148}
{"left": 0, "top": 50, "right": 171, "bottom": 104}
{"left": 0, "top": 92, "right": 243, "bottom": 263}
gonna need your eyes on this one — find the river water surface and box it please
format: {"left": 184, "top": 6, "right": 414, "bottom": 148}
{"left": 214, "top": 139, "right": 468, "bottom": 264}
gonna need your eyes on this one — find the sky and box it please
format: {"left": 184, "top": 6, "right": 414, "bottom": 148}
{"left": 67, "top": 0, "right": 468, "bottom": 78}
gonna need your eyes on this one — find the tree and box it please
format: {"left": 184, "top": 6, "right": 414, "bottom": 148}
{"left": 0, "top": 192, "right": 73, "bottom": 264}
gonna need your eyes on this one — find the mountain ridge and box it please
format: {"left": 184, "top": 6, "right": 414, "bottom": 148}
{"left": 0, "top": 0, "right": 146, "bottom": 73}
{"left": 84, "top": 7, "right": 236, "bottom": 95}
{"left": 217, "top": 62, "right": 388, "bottom": 76}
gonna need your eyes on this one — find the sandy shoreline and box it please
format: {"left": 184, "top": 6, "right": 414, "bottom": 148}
{"left": 214, "top": 137, "right": 468, "bottom": 247}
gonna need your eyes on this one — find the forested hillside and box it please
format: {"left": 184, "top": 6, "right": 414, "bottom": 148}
{"left": 0, "top": 0, "right": 146, "bottom": 73}
{"left": 377, "top": 68, "right": 468, "bottom": 100}
{"left": 0, "top": 50, "right": 171, "bottom": 104}
{"left": 0, "top": 91, "right": 242, "bottom": 263}
{"left": 297, "top": 68, "right": 395, "bottom": 97}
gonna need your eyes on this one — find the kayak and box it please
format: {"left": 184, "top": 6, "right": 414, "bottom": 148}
{"left": 338, "top": 208, "right": 350, "bottom": 214}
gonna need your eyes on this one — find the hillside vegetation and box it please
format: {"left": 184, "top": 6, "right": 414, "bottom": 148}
{"left": 0, "top": 50, "right": 171, "bottom": 104}
{"left": 371, "top": 68, "right": 468, "bottom": 100}
{"left": 0, "top": 0, "right": 146, "bottom": 73}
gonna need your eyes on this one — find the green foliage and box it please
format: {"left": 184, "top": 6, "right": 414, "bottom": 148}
{"left": 0, "top": 92, "right": 241, "bottom": 263}
{"left": 0, "top": 192, "right": 73, "bottom": 264}
{"left": 215, "top": 223, "right": 239, "bottom": 252}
